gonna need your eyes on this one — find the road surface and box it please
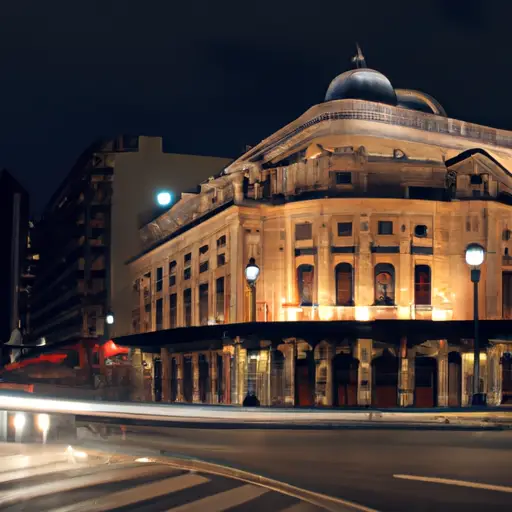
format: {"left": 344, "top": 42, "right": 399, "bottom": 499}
{"left": 79, "top": 424, "right": 512, "bottom": 512}
{"left": 0, "top": 443, "right": 325, "bottom": 511}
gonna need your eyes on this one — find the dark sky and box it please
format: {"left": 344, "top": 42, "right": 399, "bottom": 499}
{"left": 1, "top": 0, "right": 510, "bottom": 213}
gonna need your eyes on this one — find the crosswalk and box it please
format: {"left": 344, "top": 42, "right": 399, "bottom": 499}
{"left": 0, "top": 444, "right": 325, "bottom": 511}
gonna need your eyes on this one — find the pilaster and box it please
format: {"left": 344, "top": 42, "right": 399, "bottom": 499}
{"left": 175, "top": 354, "right": 184, "bottom": 402}
{"left": 161, "top": 348, "right": 172, "bottom": 403}
{"left": 355, "top": 339, "right": 372, "bottom": 406}
{"left": 192, "top": 352, "right": 201, "bottom": 403}
{"left": 437, "top": 340, "right": 449, "bottom": 407}
{"left": 210, "top": 351, "right": 218, "bottom": 404}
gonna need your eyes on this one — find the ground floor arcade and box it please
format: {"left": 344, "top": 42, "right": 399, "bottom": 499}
{"left": 132, "top": 336, "right": 512, "bottom": 408}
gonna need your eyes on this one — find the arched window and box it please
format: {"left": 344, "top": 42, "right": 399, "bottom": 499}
{"left": 374, "top": 263, "right": 395, "bottom": 305}
{"left": 297, "top": 264, "right": 315, "bottom": 306}
{"left": 415, "top": 265, "right": 431, "bottom": 305}
{"left": 335, "top": 263, "right": 354, "bottom": 306}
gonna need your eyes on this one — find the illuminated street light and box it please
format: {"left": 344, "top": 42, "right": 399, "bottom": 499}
{"left": 245, "top": 258, "right": 260, "bottom": 322}
{"left": 14, "top": 413, "right": 25, "bottom": 443}
{"left": 106, "top": 313, "right": 115, "bottom": 325}
{"left": 156, "top": 191, "right": 172, "bottom": 207}
{"left": 37, "top": 413, "right": 50, "bottom": 444}
{"left": 465, "top": 243, "right": 486, "bottom": 406}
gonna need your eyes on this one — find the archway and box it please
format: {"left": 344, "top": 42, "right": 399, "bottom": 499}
{"left": 502, "top": 352, "right": 512, "bottom": 404}
{"left": 415, "top": 357, "right": 437, "bottom": 407}
{"left": 372, "top": 349, "right": 398, "bottom": 407}
{"left": 295, "top": 345, "right": 315, "bottom": 406}
{"left": 183, "top": 356, "right": 193, "bottom": 403}
{"left": 198, "top": 354, "right": 210, "bottom": 403}
{"left": 332, "top": 353, "right": 359, "bottom": 407}
{"left": 448, "top": 351, "right": 462, "bottom": 407}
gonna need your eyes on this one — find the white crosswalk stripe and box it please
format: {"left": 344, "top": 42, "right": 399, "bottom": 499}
{"left": 50, "top": 473, "right": 210, "bottom": 512}
{"left": 165, "top": 483, "right": 269, "bottom": 512}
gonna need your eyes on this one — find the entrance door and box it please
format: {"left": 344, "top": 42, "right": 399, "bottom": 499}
{"left": 198, "top": 354, "right": 209, "bottom": 403}
{"left": 448, "top": 352, "right": 462, "bottom": 407}
{"left": 502, "top": 353, "right": 512, "bottom": 404}
{"left": 333, "top": 354, "right": 358, "bottom": 407}
{"left": 153, "top": 358, "right": 162, "bottom": 402}
{"left": 295, "top": 356, "right": 314, "bottom": 406}
{"left": 415, "top": 357, "right": 437, "bottom": 407}
{"left": 372, "top": 350, "right": 398, "bottom": 408}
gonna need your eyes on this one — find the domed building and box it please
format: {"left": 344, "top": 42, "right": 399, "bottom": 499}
{"left": 118, "top": 50, "right": 512, "bottom": 408}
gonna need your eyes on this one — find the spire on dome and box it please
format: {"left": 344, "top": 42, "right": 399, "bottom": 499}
{"left": 351, "top": 43, "right": 366, "bottom": 69}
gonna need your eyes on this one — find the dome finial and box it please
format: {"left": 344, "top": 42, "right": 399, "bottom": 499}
{"left": 351, "top": 43, "right": 366, "bottom": 69}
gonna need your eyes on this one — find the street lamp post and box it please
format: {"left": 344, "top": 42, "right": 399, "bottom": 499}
{"left": 245, "top": 258, "right": 260, "bottom": 322}
{"left": 465, "top": 243, "right": 486, "bottom": 406}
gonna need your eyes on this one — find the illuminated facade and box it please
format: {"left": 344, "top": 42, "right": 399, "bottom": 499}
{"left": 125, "top": 54, "right": 512, "bottom": 407}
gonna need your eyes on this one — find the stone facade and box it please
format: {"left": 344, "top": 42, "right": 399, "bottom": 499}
{"left": 125, "top": 64, "right": 512, "bottom": 407}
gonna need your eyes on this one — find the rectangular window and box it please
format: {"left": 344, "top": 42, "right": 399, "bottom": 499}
{"left": 378, "top": 221, "right": 393, "bottom": 235}
{"left": 217, "top": 253, "right": 226, "bottom": 267}
{"left": 199, "top": 244, "right": 209, "bottom": 255}
{"left": 156, "top": 298, "right": 163, "bottom": 330}
{"left": 184, "top": 267, "right": 191, "bottom": 281}
{"left": 184, "top": 288, "right": 192, "bottom": 327}
{"left": 337, "top": 222, "right": 353, "bottom": 237}
{"left": 199, "top": 261, "right": 209, "bottom": 273}
{"left": 169, "top": 293, "right": 177, "bottom": 328}
{"left": 144, "top": 303, "right": 151, "bottom": 332}
{"left": 295, "top": 223, "right": 312, "bottom": 241}
{"left": 217, "top": 235, "right": 226, "bottom": 248}
{"left": 184, "top": 252, "right": 192, "bottom": 264}
{"left": 335, "top": 171, "right": 352, "bottom": 185}
{"left": 216, "top": 277, "right": 225, "bottom": 323}
{"left": 169, "top": 274, "right": 176, "bottom": 287}
{"left": 156, "top": 267, "right": 163, "bottom": 292}
{"left": 199, "top": 283, "right": 209, "bottom": 325}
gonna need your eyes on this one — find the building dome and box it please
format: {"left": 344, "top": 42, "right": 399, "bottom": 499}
{"left": 396, "top": 89, "right": 447, "bottom": 117}
{"left": 324, "top": 68, "right": 398, "bottom": 106}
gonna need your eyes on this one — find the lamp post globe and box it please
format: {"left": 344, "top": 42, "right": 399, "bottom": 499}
{"left": 465, "top": 243, "right": 485, "bottom": 267}
{"left": 156, "top": 191, "right": 172, "bottom": 207}
{"left": 245, "top": 258, "right": 260, "bottom": 286}
{"left": 106, "top": 313, "right": 115, "bottom": 325}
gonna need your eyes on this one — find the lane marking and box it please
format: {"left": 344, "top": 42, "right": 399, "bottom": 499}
{"left": 393, "top": 474, "right": 512, "bottom": 493}
{"left": 52, "top": 473, "right": 209, "bottom": 512}
{"left": 166, "top": 483, "right": 268, "bottom": 511}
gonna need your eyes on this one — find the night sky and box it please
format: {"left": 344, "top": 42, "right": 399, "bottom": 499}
{"left": 1, "top": 0, "right": 509, "bottom": 213}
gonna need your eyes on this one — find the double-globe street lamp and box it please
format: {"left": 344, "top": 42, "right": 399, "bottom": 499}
{"left": 465, "top": 243, "right": 486, "bottom": 406}
{"left": 245, "top": 258, "right": 260, "bottom": 322}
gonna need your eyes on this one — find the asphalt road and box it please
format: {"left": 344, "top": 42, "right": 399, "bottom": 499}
{"left": 79, "top": 424, "right": 512, "bottom": 512}
{"left": 0, "top": 443, "right": 324, "bottom": 511}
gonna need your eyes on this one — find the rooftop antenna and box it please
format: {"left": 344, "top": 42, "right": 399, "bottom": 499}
{"left": 351, "top": 43, "right": 367, "bottom": 68}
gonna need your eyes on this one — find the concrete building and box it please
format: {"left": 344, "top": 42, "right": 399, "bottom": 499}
{"left": 0, "top": 170, "right": 29, "bottom": 359}
{"left": 122, "top": 53, "right": 512, "bottom": 407}
{"left": 30, "top": 135, "right": 232, "bottom": 347}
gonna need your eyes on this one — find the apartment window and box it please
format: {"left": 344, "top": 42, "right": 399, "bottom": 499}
{"left": 184, "top": 252, "right": 192, "bottom": 264}
{"left": 169, "top": 293, "right": 177, "bottom": 328}
{"left": 184, "top": 288, "right": 192, "bottom": 327}
{"left": 217, "top": 235, "right": 226, "bottom": 248}
{"left": 216, "top": 277, "right": 225, "bottom": 323}
{"left": 374, "top": 263, "right": 395, "bottom": 305}
{"left": 217, "top": 253, "right": 226, "bottom": 267}
{"left": 169, "top": 275, "right": 176, "bottom": 287}
{"left": 337, "top": 222, "right": 353, "bottom": 237}
{"left": 199, "top": 283, "right": 209, "bottom": 325}
{"left": 335, "top": 263, "right": 354, "bottom": 306}
{"left": 199, "top": 244, "right": 209, "bottom": 255}
{"left": 297, "top": 264, "right": 314, "bottom": 306}
{"left": 156, "top": 267, "right": 163, "bottom": 292}
{"left": 414, "top": 265, "right": 431, "bottom": 306}
{"left": 156, "top": 298, "right": 163, "bottom": 330}
{"left": 295, "top": 223, "right": 312, "bottom": 241}
{"left": 184, "top": 267, "right": 191, "bottom": 281}
{"left": 414, "top": 225, "right": 428, "bottom": 238}
{"left": 199, "top": 261, "right": 209, "bottom": 273}
{"left": 335, "top": 171, "right": 352, "bottom": 185}
{"left": 378, "top": 221, "right": 393, "bottom": 235}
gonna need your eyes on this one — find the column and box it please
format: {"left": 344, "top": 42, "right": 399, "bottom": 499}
{"left": 487, "top": 344, "right": 503, "bottom": 406}
{"left": 461, "top": 349, "right": 472, "bottom": 407}
{"left": 175, "top": 354, "right": 184, "bottom": 402}
{"left": 130, "top": 348, "right": 145, "bottom": 401}
{"left": 192, "top": 353, "right": 201, "bottom": 403}
{"left": 161, "top": 348, "right": 172, "bottom": 403}
{"left": 356, "top": 215, "right": 372, "bottom": 307}
{"left": 235, "top": 343, "right": 247, "bottom": 405}
{"left": 222, "top": 350, "right": 232, "bottom": 404}
{"left": 437, "top": 340, "right": 449, "bottom": 407}
{"left": 314, "top": 342, "right": 334, "bottom": 406}
{"left": 398, "top": 337, "right": 414, "bottom": 407}
{"left": 210, "top": 351, "right": 218, "bottom": 404}
{"left": 355, "top": 339, "right": 372, "bottom": 406}
{"left": 317, "top": 222, "right": 332, "bottom": 306}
